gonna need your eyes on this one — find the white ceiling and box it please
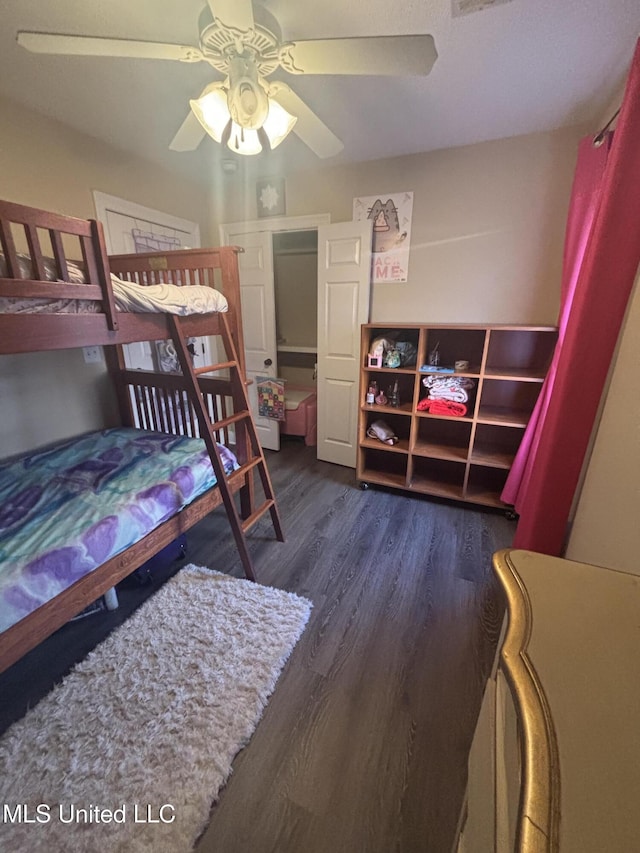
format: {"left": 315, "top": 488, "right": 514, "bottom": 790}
{"left": 1, "top": 0, "right": 638, "bottom": 183}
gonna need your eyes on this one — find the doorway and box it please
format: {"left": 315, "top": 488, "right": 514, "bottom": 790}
{"left": 273, "top": 229, "right": 318, "bottom": 389}
{"left": 220, "top": 215, "right": 372, "bottom": 466}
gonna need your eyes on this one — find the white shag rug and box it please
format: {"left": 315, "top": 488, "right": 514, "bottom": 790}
{"left": 0, "top": 565, "right": 312, "bottom": 853}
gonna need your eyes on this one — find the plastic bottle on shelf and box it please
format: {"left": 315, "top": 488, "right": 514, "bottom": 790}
{"left": 366, "top": 381, "right": 378, "bottom": 405}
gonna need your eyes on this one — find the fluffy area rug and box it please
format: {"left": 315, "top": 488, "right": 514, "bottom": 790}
{"left": 0, "top": 565, "right": 312, "bottom": 852}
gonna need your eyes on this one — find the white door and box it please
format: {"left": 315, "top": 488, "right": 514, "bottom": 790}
{"left": 233, "top": 231, "right": 280, "bottom": 451}
{"left": 317, "top": 220, "right": 373, "bottom": 467}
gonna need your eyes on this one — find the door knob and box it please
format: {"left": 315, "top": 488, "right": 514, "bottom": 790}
{"left": 264, "top": 358, "right": 273, "bottom": 366}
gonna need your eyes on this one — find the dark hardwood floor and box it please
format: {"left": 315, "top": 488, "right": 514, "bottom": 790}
{"left": 0, "top": 440, "right": 514, "bottom": 852}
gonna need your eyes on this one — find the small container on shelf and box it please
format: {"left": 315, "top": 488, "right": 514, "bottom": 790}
{"left": 387, "top": 378, "right": 401, "bottom": 407}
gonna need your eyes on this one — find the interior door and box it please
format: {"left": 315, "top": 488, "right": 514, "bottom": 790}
{"left": 317, "top": 219, "right": 373, "bottom": 467}
{"left": 232, "top": 231, "right": 280, "bottom": 451}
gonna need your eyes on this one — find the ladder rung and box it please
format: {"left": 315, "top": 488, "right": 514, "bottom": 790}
{"left": 195, "top": 360, "right": 238, "bottom": 375}
{"left": 211, "top": 410, "right": 252, "bottom": 432}
{"left": 241, "top": 499, "right": 276, "bottom": 532}
{"left": 232, "top": 457, "right": 263, "bottom": 480}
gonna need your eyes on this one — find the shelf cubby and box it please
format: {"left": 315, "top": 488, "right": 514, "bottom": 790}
{"left": 363, "top": 368, "right": 415, "bottom": 410}
{"left": 421, "top": 327, "right": 486, "bottom": 373}
{"left": 410, "top": 457, "right": 466, "bottom": 501}
{"left": 465, "top": 465, "right": 510, "bottom": 508}
{"left": 359, "top": 447, "right": 408, "bottom": 489}
{"left": 479, "top": 378, "right": 540, "bottom": 421}
{"left": 361, "top": 411, "right": 412, "bottom": 454}
{"left": 471, "top": 424, "right": 523, "bottom": 468}
{"left": 413, "top": 418, "right": 471, "bottom": 463}
{"left": 417, "top": 374, "right": 478, "bottom": 420}
{"left": 357, "top": 323, "right": 555, "bottom": 509}
{"left": 485, "top": 328, "right": 556, "bottom": 379}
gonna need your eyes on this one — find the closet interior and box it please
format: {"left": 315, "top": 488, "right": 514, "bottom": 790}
{"left": 273, "top": 230, "right": 318, "bottom": 387}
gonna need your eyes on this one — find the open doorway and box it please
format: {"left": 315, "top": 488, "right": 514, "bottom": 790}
{"left": 273, "top": 229, "right": 318, "bottom": 389}
{"left": 220, "top": 215, "right": 372, "bottom": 465}
{"left": 273, "top": 229, "right": 319, "bottom": 450}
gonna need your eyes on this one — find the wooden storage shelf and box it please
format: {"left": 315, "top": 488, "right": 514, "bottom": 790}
{"left": 414, "top": 417, "right": 470, "bottom": 462}
{"left": 410, "top": 456, "right": 466, "bottom": 500}
{"left": 469, "top": 448, "right": 515, "bottom": 469}
{"left": 476, "top": 405, "right": 530, "bottom": 427}
{"left": 419, "top": 366, "right": 482, "bottom": 378}
{"left": 360, "top": 467, "right": 407, "bottom": 490}
{"left": 415, "top": 410, "right": 474, "bottom": 423}
{"left": 410, "top": 476, "right": 465, "bottom": 502}
{"left": 357, "top": 322, "right": 556, "bottom": 509}
{"left": 360, "top": 437, "right": 410, "bottom": 454}
{"left": 367, "top": 366, "right": 416, "bottom": 376}
{"left": 483, "top": 367, "right": 546, "bottom": 382}
{"left": 413, "top": 439, "right": 468, "bottom": 463}
{"left": 466, "top": 465, "right": 510, "bottom": 507}
{"left": 362, "top": 402, "right": 413, "bottom": 416}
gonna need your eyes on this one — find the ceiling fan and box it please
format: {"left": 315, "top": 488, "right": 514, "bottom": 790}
{"left": 17, "top": 0, "right": 437, "bottom": 159}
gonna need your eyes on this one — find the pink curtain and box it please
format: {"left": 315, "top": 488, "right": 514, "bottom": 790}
{"left": 501, "top": 137, "right": 612, "bottom": 504}
{"left": 503, "top": 37, "right": 640, "bottom": 555}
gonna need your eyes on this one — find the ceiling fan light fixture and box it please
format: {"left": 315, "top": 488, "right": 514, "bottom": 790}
{"left": 190, "top": 84, "right": 296, "bottom": 155}
{"left": 189, "top": 85, "right": 232, "bottom": 142}
{"left": 261, "top": 98, "right": 297, "bottom": 149}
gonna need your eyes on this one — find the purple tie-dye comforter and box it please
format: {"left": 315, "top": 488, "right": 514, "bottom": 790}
{"left": 0, "top": 428, "right": 238, "bottom": 633}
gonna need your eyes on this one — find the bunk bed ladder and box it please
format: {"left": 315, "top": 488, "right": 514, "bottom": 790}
{"left": 167, "top": 314, "right": 284, "bottom": 582}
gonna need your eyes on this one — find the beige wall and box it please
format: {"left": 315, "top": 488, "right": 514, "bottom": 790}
{"left": 0, "top": 96, "right": 210, "bottom": 458}
{"left": 216, "top": 125, "right": 585, "bottom": 326}
{"left": 565, "top": 266, "right": 640, "bottom": 574}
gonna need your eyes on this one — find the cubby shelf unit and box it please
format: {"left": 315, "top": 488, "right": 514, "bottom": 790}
{"left": 357, "top": 323, "right": 557, "bottom": 510}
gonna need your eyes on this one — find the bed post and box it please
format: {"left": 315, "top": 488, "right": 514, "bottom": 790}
{"left": 104, "top": 344, "right": 136, "bottom": 427}
{"left": 219, "top": 246, "right": 246, "bottom": 378}
{"left": 91, "top": 219, "right": 119, "bottom": 331}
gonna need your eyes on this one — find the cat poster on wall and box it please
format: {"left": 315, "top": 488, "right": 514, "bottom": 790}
{"left": 353, "top": 191, "right": 413, "bottom": 283}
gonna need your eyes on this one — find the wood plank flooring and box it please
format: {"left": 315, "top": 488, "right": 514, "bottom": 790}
{"left": 0, "top": 440, "right": 514, "bottom": 852}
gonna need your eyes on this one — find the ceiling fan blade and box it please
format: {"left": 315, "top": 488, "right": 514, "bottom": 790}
{"left": 207, "top": 0, "right": 254, "bottom": 32}
{"left": 169, "top": 111, "right": 208, "bottom": 152}
{"left": 270, "top": 85, "right": 343, "bottom": 159}
{"left": 17, "top": 32, "right": 204, "bottom": 63}
{"left": 280, "top": 35, "right": 437, "bottom": 76}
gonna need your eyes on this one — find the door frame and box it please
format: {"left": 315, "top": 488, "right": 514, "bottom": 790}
{"left": 220, "top": 213, "right": 330, "bottom": 245}
{"left": 219, "top": 214, "right": 330, "bottom": 451}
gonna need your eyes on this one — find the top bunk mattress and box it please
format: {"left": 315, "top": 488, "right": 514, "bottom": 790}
{"left": 0, "top": 252, "right": 228, "bottom": 315}
{"left": 0, "top": 428, "right": 238, "bottom": 633}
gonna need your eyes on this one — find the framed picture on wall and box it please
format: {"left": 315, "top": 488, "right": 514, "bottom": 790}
{"left": 256, "top": 177, "right": 286, "bottom": 218}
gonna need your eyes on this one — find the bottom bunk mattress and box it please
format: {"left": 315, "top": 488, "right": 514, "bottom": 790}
{"left": 0, "top": 428, "right": 238, "bottom": 633}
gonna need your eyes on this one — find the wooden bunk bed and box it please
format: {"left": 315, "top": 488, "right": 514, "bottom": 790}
{"left": 0, "top": 198, "right": 284, "bottom": 673}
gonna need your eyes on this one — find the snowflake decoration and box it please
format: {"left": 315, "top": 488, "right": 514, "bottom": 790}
{"left": 260, "top": 184, "right": 280, "bottom": 212}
